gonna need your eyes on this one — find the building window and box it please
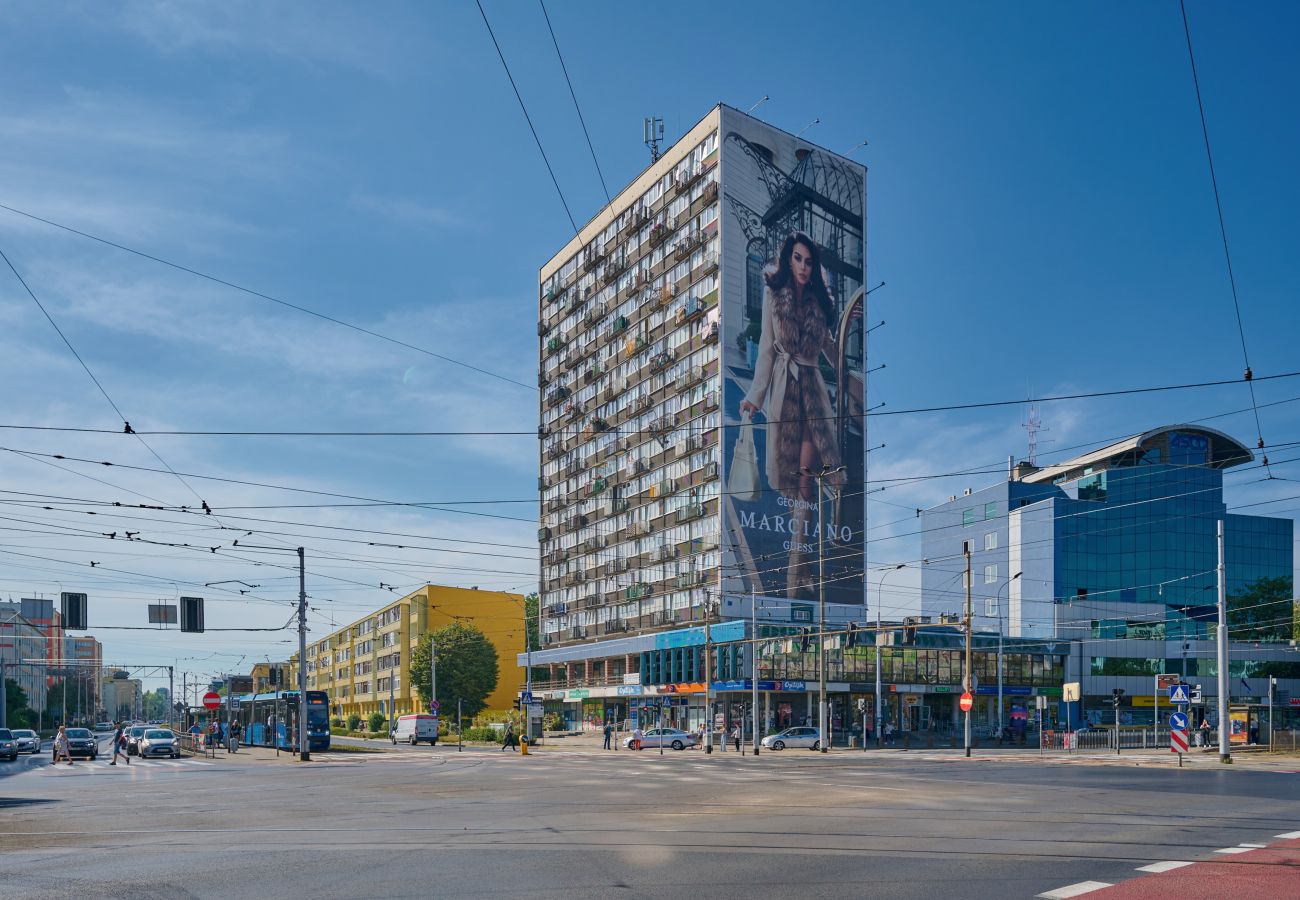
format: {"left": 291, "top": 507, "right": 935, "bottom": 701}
{"left": 984, "top": 501, "right": 997, "bottom": 520}
{"left": 984, "top": 531, "right": 998, "bottom": 551}
{"left": 962, "top": 508, "right": 975, "bottom": 527}
{"left": 983, "top": 564, "right": 997, "bottom": 584}
{"left": 984, "top": 598, "right": 998, "bottom": 618}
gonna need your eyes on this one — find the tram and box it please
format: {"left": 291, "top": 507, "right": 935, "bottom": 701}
{"left": 233, "top": 690, "right": 331, "bottom": 752}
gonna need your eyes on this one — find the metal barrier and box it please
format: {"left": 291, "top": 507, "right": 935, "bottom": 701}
{"left": 177, "top": 733, "right": 216, "bottom": 759}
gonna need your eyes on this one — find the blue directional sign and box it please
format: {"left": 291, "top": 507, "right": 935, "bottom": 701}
{"left": 1169, "top": 712, "right": 1188, "bottom": 730}
{"left": 1168, "top": 683, "right": 1190, "bottom": 704}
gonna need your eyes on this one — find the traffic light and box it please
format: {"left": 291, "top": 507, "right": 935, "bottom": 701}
{"left": 513, "top": 696, "right": 522, "bottom": 711}
{"left": 180, "top": 596, "right": 205, "bottom": 633}
{"left": 798, "top": 627, "right": 811, "bottom": 654}
{"left": 845, "top": 623, "right": 859, "bottom": 649}
{"left": 1110, "top": 688, "right": 1125, "bottom": 708}
{"left": 61, "top": 592, "right": 88, "bottom": 630}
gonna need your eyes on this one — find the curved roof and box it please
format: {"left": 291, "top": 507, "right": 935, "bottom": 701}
{"left": 1020, "top": 425, "right": 1253, "bottom": 484}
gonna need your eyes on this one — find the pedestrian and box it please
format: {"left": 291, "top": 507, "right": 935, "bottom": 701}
{"left": 53, "top": 725, "right": 71, "bottom": 765}
{"left": 602, "top": 721, "right": 613, "bottom": 750}
{"left": 884, "top": 722, "right": 894, "bottom": 746}
{"left": 1249, "top": 723, "right": 1259, "bottom": 746}
{"left": 631, "top": 726, "right": 644, "bottom": 751}
{"left": 1199, "top": 718, "right": 1211, "bottom": 747}
{"left": 110, "top": 721, "right": 129, "bottom": 766}
{"left": 501, "top": 723, "right": 515, "bottom": 751}
{"left": 731, "top": 724, "right": 742, "bottom": 753}
{"left": 228, "top": 720, "right": 241, "bottom": 754}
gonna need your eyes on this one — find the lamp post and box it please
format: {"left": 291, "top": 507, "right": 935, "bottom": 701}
{"left": 799, "top": 464, "right": 846, "bottom": 754}
{"left": 996, "top": 572, "right": 1022, "bottom": 738}
{"left": 874, "top": 564, "right": 905, "bottom": 748}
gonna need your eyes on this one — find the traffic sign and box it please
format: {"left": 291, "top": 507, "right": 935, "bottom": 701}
{"left": 1169, "top": 712, "right": 1188, "bottom": 731}
{"left": 1168, "top": 683, "right": 1191, "bottom": 704}
{"left": 1170, "top": 729, "right": 1189, "bottom": 754}
{"left": 230, "top": 698, "right": 241, "bottom": 712}
{"left": 520, "top": 690, "right": 533, "bottom": 704}
{"left": 959, "top": 692, "right": 973, "bottom": 712}
{"left": 202, "top": 691, "right": 221, "bottom": 710}
{"left": 429, "top": 699, "right": 440, "bottom": 714}
{"left": 1190, "top": 686, "right": 1203, "bottom": 703}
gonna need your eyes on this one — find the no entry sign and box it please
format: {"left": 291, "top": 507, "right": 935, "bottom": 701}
{"left": 959, "top": 692, "right": 973, "bottom": 712}
{"left": 202, "top": 691, "right": 221, "bottom": 710}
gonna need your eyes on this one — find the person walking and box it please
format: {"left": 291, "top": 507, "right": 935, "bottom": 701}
{"left": 501, "top": 723, "right": 515, "bottom": 751}
{"left": 110, "top": 721, "right": 129, "bottom": 766}
{"left": 602, "top": 721, "right": 613, "bottom": 751}
{"left": 731, "top": 724, "right": 742, "bottom": 753}
{"left": 227, "top": 719, "right": 241, "bottom": 754}
{"left": 53, "top": 725, "right": 71, "bottom": 765}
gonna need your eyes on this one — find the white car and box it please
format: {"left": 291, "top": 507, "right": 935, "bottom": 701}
{"left": 138, "top": 729, "right": 181, "bottom": 759}
{"left": 11, "top": 729, "right": 41, "bottom": 754}
{"left": 623, "top": 728, "right": 700, "bottom": 751}
{"left": 761, "top": 726, "right": 823, "bottom": 751}
{"left": 391, "top": 714, "right": 439, "bottom": 746}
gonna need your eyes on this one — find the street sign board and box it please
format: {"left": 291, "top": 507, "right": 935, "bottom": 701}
{"left": 1169, "top": 712, "right": 1188, "bottom": 731}
{"left": 230, "top": 698, "right": 241, "bottom": 712}
{"left": 1156, "top": 673, "right": 1180, "bottom": 690}
{"left": 429, "top": 699, "right": 440, "bottom": 714}
{"left": 959, "top": 692, "right": 973, "bottom": 712}
{"left": 519, "top": 691, "right": 533, "bottom": 703}
{"left": 202, "top": 691, "right": 221, "bottom": 710}
{"left": 1063, "top": 682, "right": 1081, "bottom": 702}
{"left": 1168, "top": 684, "right": 1191, "bottom": 704}
{"left": 1170, "top": 729, "right": 1189, "bottom": 754}
{"left": 1190, "top": 686, "right": 1203, "bottom": 703}
{"left": 1036, "top": 695, "right": 1048, "bottom": 710}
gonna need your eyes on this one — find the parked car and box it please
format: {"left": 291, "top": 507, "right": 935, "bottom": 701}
{"left": 390, "top": 714, "right": 439, "bottom": 746}
{"left": 761, "top": 726, "right": 823, "bottom": 751}
{"left": 63, "top": 728, "right": 98, "bottom": 760}
{"left": 138, "top": 729, "right": 180, "bottom": 759}
{"left": 11, "top": 729, "right": 40, "bottom": 754}
{"left": 0, "top": 729, "right": 16, "bottom": 761}
{"left": 623, "top": 728, "right": 700, "bottom": 751}
{"left": 126, "top": 725, "right": 149, "bottom": 755}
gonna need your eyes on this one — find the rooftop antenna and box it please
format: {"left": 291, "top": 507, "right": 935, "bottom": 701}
{"left": 644, "top": 116, "right": 665, "bottom": 163}
{"left": 1022, "top": 395, "right": 1051, "bottom": 465}
{"left": 796, "top": 117, "right": 820, "bottom": 138}
{"left": 748, "top": 94, "right": 770, "bottom": 113}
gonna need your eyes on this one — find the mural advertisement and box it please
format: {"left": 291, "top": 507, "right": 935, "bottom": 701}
{"left": 719, "top": 107, "right": 867, "bottom": 607}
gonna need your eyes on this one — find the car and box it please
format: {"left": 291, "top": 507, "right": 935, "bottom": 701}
{"left": 761, "top": 726, "right": 823, "bottom": 751}
{"left": 95, "top": 722, "right": 113, "bottom": 732}
{"left": 622, "top": 728, "right": 701, "bottom": 751}
{"left": 62, "top": 728, "right": 98, "bottom": 760}
{"left": 11, "top": 729, "right": 40, "bottom": 754}
{"left": 138, "top": 729, "right": 180, "bottom": 759}
{"left": 125, "top": 725, "right": 149, "bottom": 755}
{"left": 390, "top": 714, "right": 439, "bottom": 746}
{"left": 0, "top": 729, "right": 17, "bottom": 761}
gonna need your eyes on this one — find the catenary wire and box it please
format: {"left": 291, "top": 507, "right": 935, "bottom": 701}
{"left": 538, "top": 0, "right": 611, "bottom": 207}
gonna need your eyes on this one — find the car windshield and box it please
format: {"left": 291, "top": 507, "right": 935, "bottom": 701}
{"left": 15, "top": 730, "right": 36, "bottom": 738}
{"left": 0, "top": 729, "right": 12, "bottom": 739}
{"left": 66, "top": 729, "right": 92, "bottom": 738}
{"left": 145, "top": 730, "right": 173, "bottom": 739}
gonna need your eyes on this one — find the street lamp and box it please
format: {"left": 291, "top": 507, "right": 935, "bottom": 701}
{"left": 874, "top": 564, "right": 905, "bottom": 748}
{"left": 996, "top": 572, "right": 1022, "bottom": 738}
{"left": 798, "top": 464, "right": 846, "bottom": 754}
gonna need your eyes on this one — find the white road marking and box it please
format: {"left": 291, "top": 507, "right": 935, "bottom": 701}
{"left": 1036, "top": 882, "right": 1113, "bottom": 899}
{"left": 1135, "top": 860, "right": 1193, "bottom": 873}
{"left": 1275, "top": 831, "right": 1300, "bottom": 839}
{"left": 1213, "top": 847, "right": 1252, "bottom": 854}
{"left": 1237, "top": 843, "right": 1266, "bottom": 848}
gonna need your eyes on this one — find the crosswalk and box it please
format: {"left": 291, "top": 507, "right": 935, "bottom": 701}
{"left": 34, "top": 756, "right": 219, "bottom": 776}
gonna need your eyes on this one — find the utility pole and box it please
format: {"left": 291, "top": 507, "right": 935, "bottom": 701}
{"left": 876, "top": 565, "right": 904, "bottom": 748}
{"left": 297, "top": 547, "right": 310, "bottom": 761}
{"left": 431, "top": 637, "right": 437, "bottom": 713}
{"left": 1216, "top": 520, "right": 1231, "bottom": 764}
{"left": 801, "top": 464, "right": 845, "bottom": 754}
{"left": 963, "top": 541, "right": 973, "bottom": 758}
{"left": 704, "top": 618, "right": 713, "bottom": 753}
{"left": 0, "top": 658, "right": 7, "bottom": 729}
{"left": 751, "top": 591, "right": 760, "bottom": 755}
{"left": 168, "top": 666, "right": 174, "bottom": 731}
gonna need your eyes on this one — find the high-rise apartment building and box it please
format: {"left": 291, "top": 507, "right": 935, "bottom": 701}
{"left": 529, "top": 106, "right": 868, "bottom": 731}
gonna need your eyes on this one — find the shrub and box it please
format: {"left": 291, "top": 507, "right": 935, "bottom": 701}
{"left": 368, "top": 711, "right": 387, "bottom": 733}
{"left": 347, "top": 713, "right": 362, "bottom": 732}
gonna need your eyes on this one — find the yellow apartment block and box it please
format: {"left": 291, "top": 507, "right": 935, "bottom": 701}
{"left": 291, "top": 584, "right": 524, "bottom": 722}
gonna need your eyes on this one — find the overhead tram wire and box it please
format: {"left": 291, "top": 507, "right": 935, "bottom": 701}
{"left": 475, "top": 0, "right": 578, "bottom": 233}
{"left": 4, "top": 369, "right": 1299, "bottom": 439}
{"left": 538, "top": 0, "right": 611, "bottom": 207}
{"left": 1178, "top": 0, "right": 1269, "bottom": 473}
{"left": 0, "top": 245, "right": 219, "bottom": 517}
{"left": 0, "top": 203, "right": 533, "bottom": 393}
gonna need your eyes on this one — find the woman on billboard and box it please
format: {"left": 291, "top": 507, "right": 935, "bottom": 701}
{"left": 738, "top": 231, "right": 844, "bottom": 597}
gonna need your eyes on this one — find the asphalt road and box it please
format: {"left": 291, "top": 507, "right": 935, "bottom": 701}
{"left": 1, "top": 743, "right": 1297, "bottom": 899}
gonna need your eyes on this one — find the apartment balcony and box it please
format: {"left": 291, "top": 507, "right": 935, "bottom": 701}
{"left": 562, "top": 572, "right": 586, "bottom": 588}
{"left": 545, "top": 386, "right": 570, "bottom": 408}
{"left": 602, "top": 558, "right": 629, "bottom": 576}
{"left": 545, "top": 336, "right": 564, "bottom": 356}
{"left": 675, "top": 504, "right": 705, "bottom": 524}
{"left": 648, "top": 223, "right": 670, "bottom": 247}
{"left": 605, "top": 497, "right": 630, "bottom": 517}
{"left": 625, "top": 583, "right": 651, "bottom": 601}
{"left": 538, "top": 526, "right": 552, "bottom": 542}
{"left": 567, "top": 513, "right": 589, "bottom": 531}
{"left": 543, "top": 548, "right": 566, "bottom": 565}
{"left": 582, "top": 535, "right": 606, "bottom": 552}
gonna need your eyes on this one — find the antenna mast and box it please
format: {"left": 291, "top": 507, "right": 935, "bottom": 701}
{"left": 644, "top": 116, "right": 664, "bottom": 163}
{"left": 1022, "top": 402, "right": 1050, "bottom": 466}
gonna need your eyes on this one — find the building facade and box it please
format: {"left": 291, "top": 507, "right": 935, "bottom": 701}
{"left": 920, "top": 425, "right": 1297, "bottom": 727}
{"left": 294, "top": 584, "right": 524, "bottom": 721}
{"left": 0, "top": 604, "right": 49, "bottom": 718}
{"left": 529, "top": 105, "right": 868, "bottom": 729}
{"left": 67, "top": 635, "right": 102, "bottom": 719}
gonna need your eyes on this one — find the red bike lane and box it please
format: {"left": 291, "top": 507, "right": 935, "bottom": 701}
{"left": 1092, "top": 834, "right": 1300, "bottom": 899}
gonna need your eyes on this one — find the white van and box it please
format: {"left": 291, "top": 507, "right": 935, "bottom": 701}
{"left": 391, "top": 714, "right": 439, "bottom": 746}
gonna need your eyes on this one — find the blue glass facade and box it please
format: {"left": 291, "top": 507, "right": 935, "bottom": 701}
{"left": 921, "top": 427, "right": 1294, "bottom": 641}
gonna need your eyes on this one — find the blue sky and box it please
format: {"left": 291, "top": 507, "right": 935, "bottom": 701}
{"left": 1, "top": 2, "right": 1297, "bottom": 691}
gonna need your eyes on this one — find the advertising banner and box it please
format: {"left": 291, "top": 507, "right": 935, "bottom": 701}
{"left": 718, "top": 107, "right": 867, "bottom": 606}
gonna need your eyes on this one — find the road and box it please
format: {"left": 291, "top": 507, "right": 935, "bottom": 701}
{"left": 2, "top": 742, "right": 1297, "bottom": 898}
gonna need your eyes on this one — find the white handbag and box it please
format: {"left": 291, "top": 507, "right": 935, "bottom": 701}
{"left": 728, "top": 412, "right": 762, "bottom": 503}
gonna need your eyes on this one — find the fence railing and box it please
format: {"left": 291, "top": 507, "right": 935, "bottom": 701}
{"left": 177, "top": 733, "right": 216, "bottom": 758}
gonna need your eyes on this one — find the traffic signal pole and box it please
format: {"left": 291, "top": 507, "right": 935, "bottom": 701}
{"left": 1216, "top": 520, "right": 1231, "bottom": 764}
{"left": 963, "top": 542, "right": 973, "bottom": 758}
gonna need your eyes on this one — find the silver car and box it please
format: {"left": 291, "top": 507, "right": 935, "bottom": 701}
{"left": 0, "top": 729, "right": 16, "bottom": 761}
{"left": 761, "top": 726, "right": 823, "bottom": 751}
{"left": 11, "top": 729, "right": 40, "bottom": 754}
{"left": 622, "top": 728, "right": 701, "bottom": 751}
{"left": 138, "top": 729, "right": 180, "bottom": 759}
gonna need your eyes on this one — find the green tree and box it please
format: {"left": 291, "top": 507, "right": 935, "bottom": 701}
{"left": 46, "top": 675, "right": 96, "bottom": 723}
{"left": 5, "top": 677, "right": 32, "bottom": 728}
{"left": 1227, "top": 576, "right": 1294, "bottom": 642}
{"left": 368, "top": 710, "right": 387, "bottom": 733}
{"left": 142, "top": 690, "right": 169, "bottom": 721}
{"left": 523, "top": 592, "right": 547, "bottom": 683}
{"left": 410, "top": 622, "right": 499, "bottom": 719}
